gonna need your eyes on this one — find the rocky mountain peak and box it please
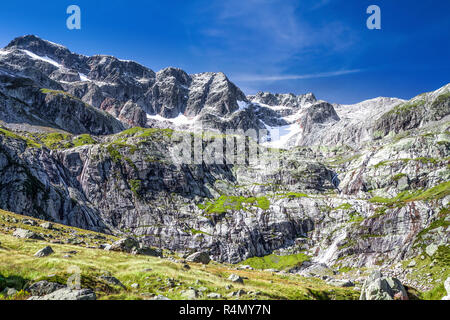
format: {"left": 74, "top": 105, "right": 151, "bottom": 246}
{"left": 156, "top": 67, "right": 190, "bottom": 84}
{"left": 5, "top": 35, "right": 89, "bottom": 74}
{"left": 87, "top": 55, "right": 156, "bottom": 84}
{"left": 6, "top": 35, "right": 69, "bottom": 55}
{"left": 249, "top": 91, "right": 317, "bottom": 108}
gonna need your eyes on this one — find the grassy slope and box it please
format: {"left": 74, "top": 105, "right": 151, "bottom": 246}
{"left": 240, "top": 253, "right": 310, "bottom": 271}
{"left": 0, "top": 209, "right": 358, "bottom": 300}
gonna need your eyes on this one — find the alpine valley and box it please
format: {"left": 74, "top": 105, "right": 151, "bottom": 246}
{"left": 0, "top": 35, "right": 448, "bottom": 301}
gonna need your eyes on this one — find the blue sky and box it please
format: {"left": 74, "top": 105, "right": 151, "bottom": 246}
{"left": 0, "top": 0, "right": 449, "bottom": 104}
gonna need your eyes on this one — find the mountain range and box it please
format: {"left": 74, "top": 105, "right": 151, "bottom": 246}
{"left": 0, "top": 35, "right": 449, "bottom": 299}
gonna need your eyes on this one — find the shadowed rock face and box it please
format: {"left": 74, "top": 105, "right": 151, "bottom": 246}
{"left": 0, "top": 74, "right": 125, "bottom": 135}
{"left": 373, "top": 93, "right": 450, "bottom": 137}
{"left": 0, "top": 36, "right": 449, "bottom": 282}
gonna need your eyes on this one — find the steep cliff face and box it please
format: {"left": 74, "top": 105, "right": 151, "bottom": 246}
{"left": 373, "top": 86, "right": 450, "bottom": 137}
{"left": 0, "top": 134, "right": 108, "bottom": 232}
{"left": 0, "top": 36, "right": 448, "bottom": 291}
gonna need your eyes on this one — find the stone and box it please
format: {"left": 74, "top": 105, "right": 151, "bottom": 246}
{"left": 109, "top": 237, "right": 139, "bottom": 253}
{"left": 166, "top": 279, "right": 176, "bottom": 288}
{"left": 131, "top": 246, "right": 162, "bottom": 257}
{"left": 27, "top": 281, "right": 65, "bottom": 296}
{"left": 13, "top": 228, "right": 44, "bottom": 240}
{"left": 40, "top": 222, "right": 54, "bottom": 230}
{"left": 207, "top": 292, "right": 222, "bottom": 299}
{"left": 34, "top": 246, "right": 54, "bottom": 257}
{"left": 264, "top": 269, "right": 280, "bottom": 273}
{"left": 407, "top": 260, "right": 416, "bottom": 268}
{"left": 227, "top": 289, "right": 246, "bottom": 297}
{"left": 228, "top": 274, "right": 244, "bottom": 284}
{"left": 237, "top": 265, "right": 254, "bottom": 270}
{"left": 182, "top": 289, "right": 198, "bottom": 300}
{"left": 22, "top": 219, "right": 37, "bottom": 226}
{"left": 28, "top": 288, "right": 96, "bottom": 300}
{"left": 3, "top": 288, "right": 18, "bottom": 296}
{"left": 425, "top": 244, "right": 439, "bottom": 257}
{"left": 152, "top": 295, "right": 170, "bottom": 300}
{"left": 186, "top": 251, "right": 211, "bottom": 264}
{"left": 326, "top": 279, "right": 355, "bottom": 287}
{"left": 359, "top": 270, "right": 408, "bottom": 300}
{"left": 131, "top": 283, "right": 140, "bottom": 289}
{"left": 99, "top": 275, "right": 126, "bottom": 289}
{"left": 65, "top": 238, "right": 83, "bottom": 245}
{"left": 100, "top": 244, "right": 112, "bottom": 250}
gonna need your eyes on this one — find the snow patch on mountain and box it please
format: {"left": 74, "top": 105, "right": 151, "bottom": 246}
{"left": 21, "top": 49, "right": 62, "bottom": 68}
{"left": 237, "top": 100, "right": 250, "bottom": 111}
{"left": 79, "top": 73, "right": 91, "bottom": 82}
{"left": 261, "top": 121, "right": 302, "bottom": 149}
{"left": 147, "top": 113, "right": 198, "bottom": 126}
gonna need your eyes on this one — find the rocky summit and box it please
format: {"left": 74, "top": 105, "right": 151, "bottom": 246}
{"left": 0, "top": 35, "right": 449, "bottom": 300}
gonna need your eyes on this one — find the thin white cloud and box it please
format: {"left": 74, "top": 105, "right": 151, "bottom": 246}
{"left": 233, "top": 69, "right": 363, "bottom": 82}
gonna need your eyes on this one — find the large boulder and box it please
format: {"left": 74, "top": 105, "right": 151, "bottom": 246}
{"left": 34, "top": 246, "right": 54, "bottom": 257}
{"left": 131, "top": 246, "right": 162, "bottom": 257}
{"left": 186, "top": 251, "right": 211, "bottom": 264}
{"left": 2, "top": 288, "right": 18, "bottom": 297}
{"left": 22, "top": 219, "right": 38, "bottom": 226}
{"left": 13, "top": 228, "right": 44, "bottom": 240}
{"left": 326, "top": 279, "right": 355, "bottom": 288}
{"left": 28, "top": 288, "right": 96, "bottom": 300}
{"left": 359, "top": 270, "right": 408, "bottom": 300}
{"left": 109, "top": 237, "right": 139, "bottom": 253}
{"left": 40, "top": 222, "right": 54, "bottom": 230}
{"left": 27, "top": 281, "right": 65, "bottom": 296}
{"left": 228, "top": 274, "right": 244, "bottom": 284}
{"left": 99, "top": 275, "right": 125, "bottom": 289}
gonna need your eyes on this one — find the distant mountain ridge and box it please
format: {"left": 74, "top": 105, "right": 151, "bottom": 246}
{"left": 2, "top": 35, "right": 447, "bottom": 150}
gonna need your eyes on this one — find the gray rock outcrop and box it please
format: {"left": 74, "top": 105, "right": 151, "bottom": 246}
{"left": 27, "top": 280, "right": 65, "bottom": 296}
{"left": 186, "top": 252, "right": 211, "bottom": 264}
{"left": 359, "top": 270, "right": 408, "bottom": 300}
{"left": 28, "top": 288, "right": 96, "bottom": 300}
{"left": 13, "top": 228, "right": 44, "bottom": 240}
